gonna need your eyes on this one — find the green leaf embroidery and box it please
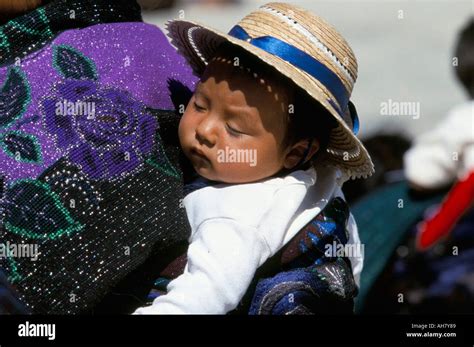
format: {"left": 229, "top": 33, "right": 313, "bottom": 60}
{"left": 0, "top": 130, "right": 43, "bottom": 164}
{"left": 52, "top": 44, "right": 98, "bottom": 80}
{"left": 145, "top": 132, "right": 180, "bottom": 179}
{"left": 8, "top": 8, "right": 52, "bottom": 37}
{"left": 0, "top": 66, "right": 31, "bottom": 129}
{"left": 3, "top": 179, "right": 84, "bottom": 240}
{"left": 5, "top": 253, "right": 22, "bottom": 284}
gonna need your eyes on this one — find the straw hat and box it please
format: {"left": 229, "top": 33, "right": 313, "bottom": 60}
{"left": 166, "top": 2, "right": 374, "bottom": 180}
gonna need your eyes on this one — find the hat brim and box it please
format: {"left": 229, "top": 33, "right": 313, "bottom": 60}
{"left": 166, "top": 20, "right": 374, "bottom": 180}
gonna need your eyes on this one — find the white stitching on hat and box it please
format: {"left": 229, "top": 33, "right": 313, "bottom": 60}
{"left": 188, "top": 26, "right": 208, "bottom": 65}
{"left": 259, "top": 6, "right": 355, "bottom": 85}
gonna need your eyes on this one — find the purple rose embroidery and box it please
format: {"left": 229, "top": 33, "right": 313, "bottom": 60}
{"left": 43, "top": 79, "right": 157, "bottom": 180}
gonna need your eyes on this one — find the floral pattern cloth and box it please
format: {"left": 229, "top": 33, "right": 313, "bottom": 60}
{"left": 0, "top": 22, "right": 197, "bottom": 313}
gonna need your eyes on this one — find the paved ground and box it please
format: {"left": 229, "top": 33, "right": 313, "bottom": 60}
{"left": 143, "top": 0, "right": 473, "bottom": 139}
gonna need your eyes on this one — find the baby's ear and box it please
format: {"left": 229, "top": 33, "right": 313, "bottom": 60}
{"left": 283, "top": 138, "right": 320, "bottom": 170}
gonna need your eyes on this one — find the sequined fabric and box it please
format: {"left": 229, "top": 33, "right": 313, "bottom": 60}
{"left": 0, "top": 0, "right": 142, "bottom": 66}
{"left": 0, "top": 21, "right": 197, "bottom": 313}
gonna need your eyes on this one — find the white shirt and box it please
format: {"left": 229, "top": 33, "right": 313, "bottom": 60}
{"left": 404, "top": 101, "right": 474, "bottom": 189}
{"left": 134, "top": 162, "right": 363, "bottom": 314}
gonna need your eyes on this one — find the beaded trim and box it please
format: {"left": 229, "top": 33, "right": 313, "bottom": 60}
{"left": 188, "top": 26, "right": 208, "bottom": 65}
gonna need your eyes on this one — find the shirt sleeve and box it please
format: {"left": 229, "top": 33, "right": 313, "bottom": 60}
{"left": 133, "top": 176, "right": 312, "bottom": 314}
{"left": 133, "top": 217, "right": 271, "bottom": 314}
{"left": 258, "top": 181, "right": 314, "bottom": 252}
{"left": 404, "top": 103, "right": 474, "bottom": 189}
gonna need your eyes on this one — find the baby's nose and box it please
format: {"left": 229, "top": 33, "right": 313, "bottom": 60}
{"left": 195, "top": 118, "right": 217, "bottom": 147}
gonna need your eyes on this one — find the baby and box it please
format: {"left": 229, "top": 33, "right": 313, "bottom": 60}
{"left": 134, "top": 2, "right": 374, "bottom": 314}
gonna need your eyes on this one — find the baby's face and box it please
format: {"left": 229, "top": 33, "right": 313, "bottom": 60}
{"left": 178, "top": 57, "right": 291, "bottom": 183}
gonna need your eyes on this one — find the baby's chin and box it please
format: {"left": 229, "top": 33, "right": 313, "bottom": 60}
{"left": 189, "top": 157, "right": 219, "bottom": 181}
{"left": 193, "top": 162, "right": 273, "bottom": 184}
{"left": 192, "top": 162, "right": 230, "bottom": 183}
{"left": 193, "top": 165, "right": 218, "bottom": 181}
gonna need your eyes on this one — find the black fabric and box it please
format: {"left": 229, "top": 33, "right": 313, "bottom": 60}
{"left": 1, "top": 109, "right": 192, "bottom": 314}
{"left": 87, "top": 109, "right": 192, "bottom": 315}
{"left": 89, "top": 108, "right": 194, "bottom": 314}
{"left": 0, "top": 0, "right": 195, "bottom": 315}
{"left": 90, "top": 240, "right": 189, "bottom": 315}
{"left": 0, "top": 0, "right": 142, "bottom": 67}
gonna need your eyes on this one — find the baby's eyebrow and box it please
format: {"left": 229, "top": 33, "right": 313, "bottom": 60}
{"left": 225, "top": 106, "right": 257, "bottom": 126}
{"left": 194, "top": 84, "right": 210, "bottom": 102}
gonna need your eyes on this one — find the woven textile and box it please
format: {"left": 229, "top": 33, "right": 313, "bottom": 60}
{"left": 0, "top": 0, "right": 142, "bottom": 66}
{"left": 0, "top": 20, "right": 197, "bottom": 313}
{"left": 245, "top": 197, "right": 358, "bottom": 314}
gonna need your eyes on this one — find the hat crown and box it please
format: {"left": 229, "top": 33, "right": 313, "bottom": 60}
{"left": 236, "top": 2, "right": 357, "bottom": 100}
{"left": 165, "top": 2, "right": 375, "bottom": 179}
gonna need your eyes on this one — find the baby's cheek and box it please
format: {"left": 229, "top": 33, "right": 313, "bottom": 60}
{"left": 213, "top": 147, "right": 281, "bottom": 183}
{"left": 178, "top": 111, "right": 194, "bottom": 147}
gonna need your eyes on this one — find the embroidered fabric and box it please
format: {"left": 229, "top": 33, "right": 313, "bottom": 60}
{"left": 0, "top": 19, "right": 197, "bottom": 313}
{"left": 0, "top": 0, "right": 142, "bottom": 67}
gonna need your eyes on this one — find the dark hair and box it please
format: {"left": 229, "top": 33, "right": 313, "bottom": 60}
{"left": 287, "top": 88, "right": 337, "bottom": 161}
{"left": 212, "top": 42, "right": 337, "bottom": 161}
{"left": 454, "top": 18, "right": 474, "bottom": 98}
